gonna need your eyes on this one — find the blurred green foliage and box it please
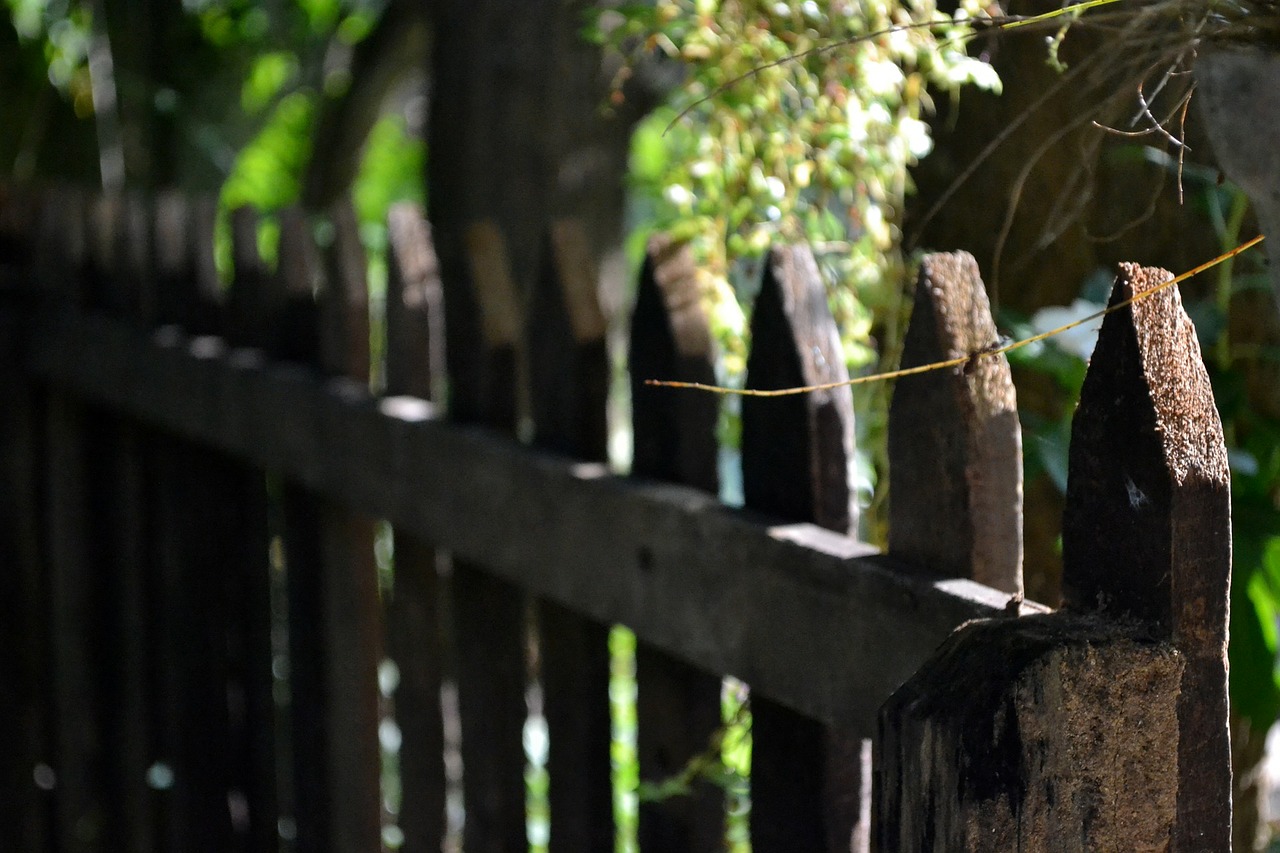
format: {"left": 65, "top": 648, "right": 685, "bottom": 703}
{"left": 594, "top": 0, "right": 1000, "bottom": 533}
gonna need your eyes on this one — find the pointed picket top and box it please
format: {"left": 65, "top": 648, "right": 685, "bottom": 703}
{"left": 629, "top": 234, "right": 719, "bottom": 493}
{"left": 385, "top": 202, "right": 444, "bottom": 401}
{"left": 889, "top": 252, "right": 1022, "bottom": 594}
{"left": 741, "top": 243, "right": 856, "bottom": 534}
{"left": 527, "top": 217, "right": 608, "bottom": 459}
{"left": 318, "top": 201, "right": 371, "bottom": 384}
{"left": 1062, "top": 262, "right": 1231, "bottom": 851}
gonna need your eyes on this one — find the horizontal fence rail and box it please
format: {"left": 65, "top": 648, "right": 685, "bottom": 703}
{"left": 26, "top": 309, "right": 1018, "bottom": 731}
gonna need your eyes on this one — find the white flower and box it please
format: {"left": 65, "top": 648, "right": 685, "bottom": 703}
{"left": 899, "top": 117, "right": 933, "bottom": 159}
{"left": 664, "top": 184, "right": 694, "bottom": 207}
{"left": 862, "top": 59, "right": 904, "bottom": 96}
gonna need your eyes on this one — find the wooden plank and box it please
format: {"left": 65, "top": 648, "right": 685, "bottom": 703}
{"left": 1061, "top": 263, "right": 1232, "bottom": 851}
{"left": 40, "top": 196, "right": 113, "bottom": 851}
{"left": 383, "top": 202, "right": 448, "bottom": 853}
{"left": 28, "top": 311, "right": 1022, "bottom": 732}
{"left": 195, "top": 204, "right": 279, "bottom": 853}
{"left": 628, "top": 235, "right": 725, "bottom": 852}
{"left": 528, "top": 219, "right": 613, "bottom": 851}
{"left": 151, "top": 202, "right": 278, "bottom": 851}
{"left": 315, "top": 202, "right": 383, "bottom": 853}
{"left": 888, "top": 252, "right": 1022, "bottom": 594}
{"left": 97, "top": 215, "right": 159, "bottom": 850}
{"left": 267, "top": 207, "right": 384, "bottom": 852}
{"left": 450, "top": 218, "right": 528, "bottom": 853}
{"left": 44, "top": 392, "right": 110, "bottom": 852}
{"left": 739, "top": 245, "right": 862, "bottom": 853}
{"left": 0, "top": 238, "right": 50, "bottom": 851}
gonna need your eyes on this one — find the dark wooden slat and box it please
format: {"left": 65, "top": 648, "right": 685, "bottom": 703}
{"left": 269, "top": 207, "right": 384, "bottom": 852}
{"left": 889, "top": 252, "right": 1022, "bottom": 594}
{"left": 528, "top": 219, "right": 614, "bottom": 852}
{"left": 628, "top": 235, "right": 725, "bottom": 852}
{"left": 41, "top": 197, "right": 113, "bottom": 851}
{"left": 739, "top": 245, "right": 862, "bottom": 853}
{"left": 98, "top": 216, "right": 158, "bottom": 850}
{"left": 200, "top": 204, "right": 280, "bottom": 853}
{"left": 262, "top": 208, "right": 332, "bottom": 852}
{"left": 317, "top": 202, "right": 384, "bottom": 853}
{"left": 150, "top": 203, "right": 277, "bottom": 851}
{"left": 1062, "top": 263, "right": 1231, "bottom": 851}
{"left": 0, "top": 220, "right": 50, "bottom": 851}
{"left": 28, "top": 311, "right": 1021, "bottom": 732}
{"left": 383, "top": 203, "right": 448, "bottom": 853}
{"left": 450, "top": 219, "right": 527, "bottom": 853}
{"left": 45, "top": 392, "right": 110, "bottom": 852}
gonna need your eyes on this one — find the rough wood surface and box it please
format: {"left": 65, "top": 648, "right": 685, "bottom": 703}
{"left": 875, "top": 262, "right": 1230, "bottom": 852}
{"left": 1062, "top": 263, "right": 1232, "bottom": 851}
{"left": 528, "top": 220, "right": 614, "bottom": 851}
{"left": 889, "top": 252, "right": 1022, "bottom": 594}
{"left": 383, "top": 202, "right": 448, "bottom": 853}
{"left": 28, "top": 311, "right": 1020, "bottom": 733}
{"left": 741, "top": 245, "right": 861, "bottom": 852}
{"left": 876, "top": 613, "right": 1183, "bottom": 851}
{"left": 629, "top": 235, "right": 725, "bottom": 851}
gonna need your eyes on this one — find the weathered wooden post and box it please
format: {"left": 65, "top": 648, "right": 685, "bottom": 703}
{"left": 875, "top": 262, "right": 1231, "bottom": 851}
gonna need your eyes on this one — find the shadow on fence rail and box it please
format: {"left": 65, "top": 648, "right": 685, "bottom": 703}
{"left": 0, "top": 184, "right": 1230, "bottom": 852}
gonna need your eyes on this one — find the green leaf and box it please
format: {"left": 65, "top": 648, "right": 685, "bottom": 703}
{"left": 1230, "top": 568, "right": 1280, "bottom": 728}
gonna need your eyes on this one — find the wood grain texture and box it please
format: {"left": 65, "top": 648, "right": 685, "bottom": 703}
{"left": 889, "top": 252, "right": 1022, "bottom": 594}
{"left": 28, "top": 311, "right": 1020, "bottom": 734}
{"left": 1063, "top": 263, "right": 1232, "bottom": 852}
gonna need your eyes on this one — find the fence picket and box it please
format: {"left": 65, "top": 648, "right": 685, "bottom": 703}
{"left": 628, "top": 234, "right": 725, "bottom": 852}
{"left": 526, "top": 219, "right": 615, "bottom": 851}
{"left": 740, "top": 244, "right": 862, "bottom": 852}
{"left": 267, "top": 206, "right": 385, "bottom": 852}
{"left": 153, "top": 202, "right": 278, "bottom": 850}
{"left": 0, "top": 185, "right": 48, "bottom": 851}
{"left": 450, "top": 218, "right": 529, "bottom": 853}
{"left": 97, "top": 197, "right": 157, "bottom": 850}
{"left": 383, "top": 202, "right": 449, "bottom": 853}
{"left": 889, "top": 252, "right": 1023, "bottom": 594}
{"left": 875, "top": 262, "right": 1230, "bottom": 850}
{"left": 1062, "top": 262, "right": 1232, "bottom": 849}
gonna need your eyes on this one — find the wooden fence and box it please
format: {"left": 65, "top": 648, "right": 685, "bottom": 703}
{"left": 0, "top": 184, "right": 1231, "bottom": 852}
